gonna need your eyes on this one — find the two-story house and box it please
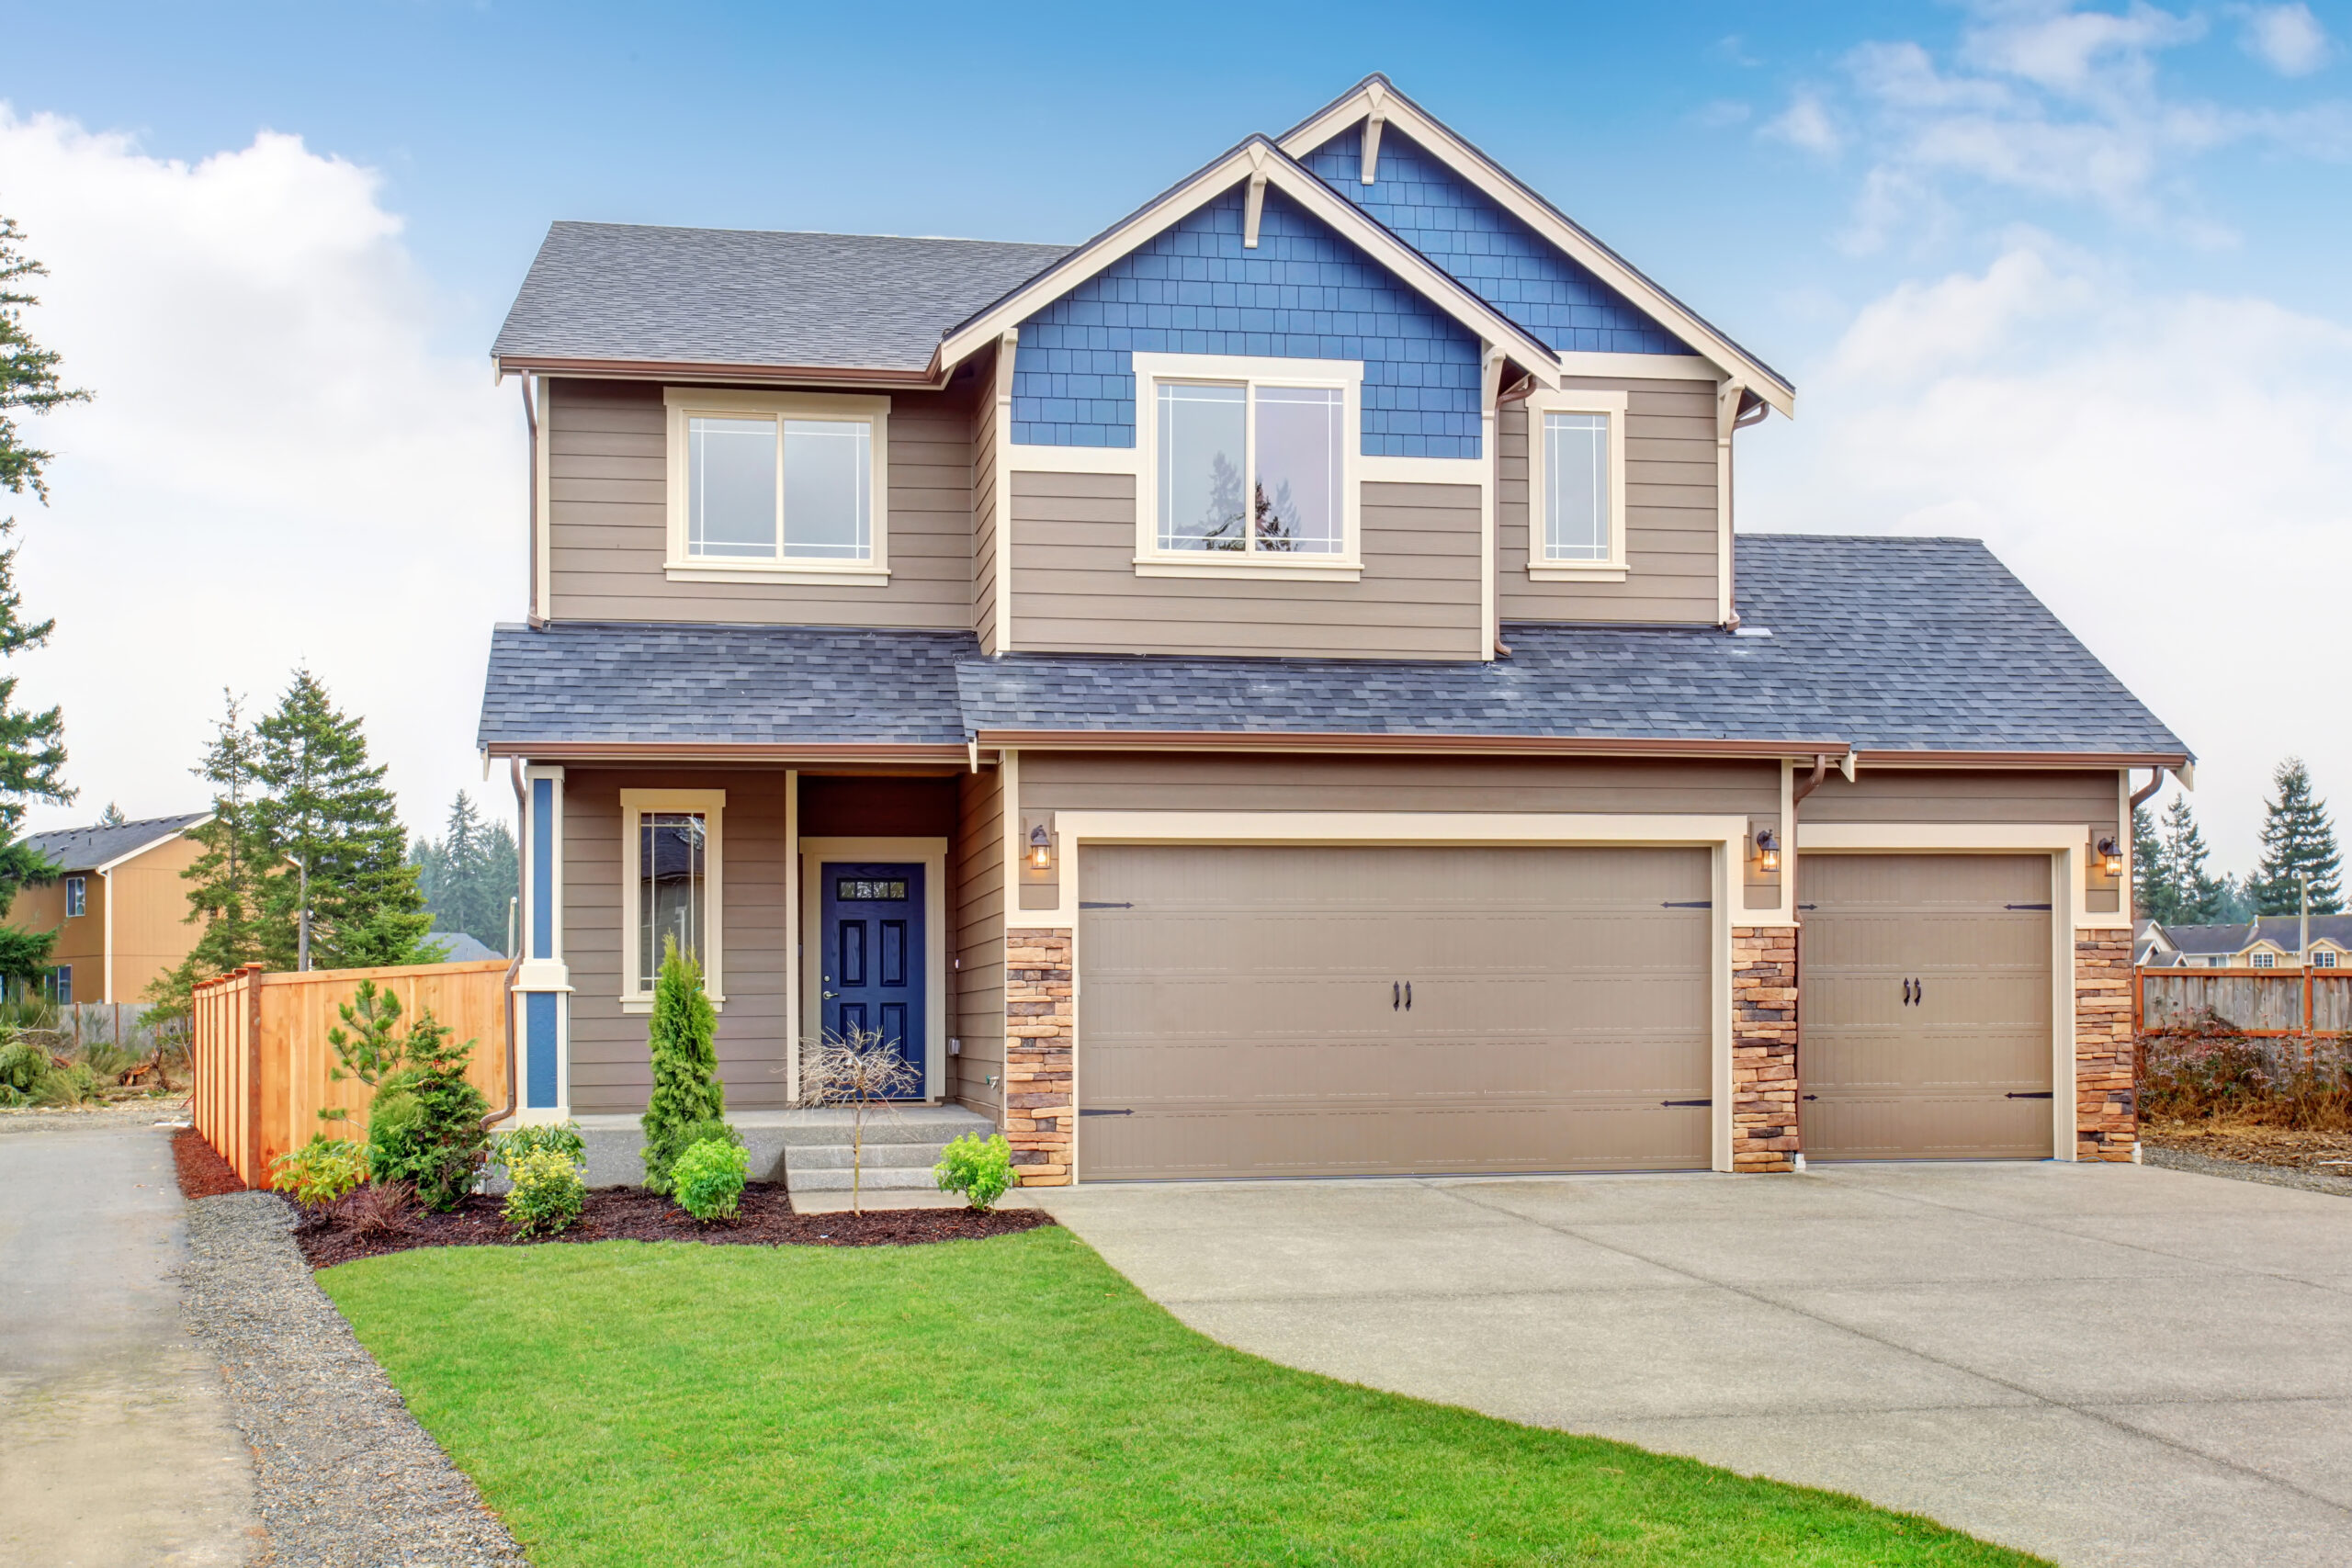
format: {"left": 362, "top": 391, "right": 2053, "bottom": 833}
{"left": 480, "top": 77, "right": 2188, "bottom": 1181}
{"left": 7, "top": 813, "right": 211, "bottom": 1005}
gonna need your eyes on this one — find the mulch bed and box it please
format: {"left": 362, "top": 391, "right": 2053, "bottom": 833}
{"left": 2143, "top": 1119, "right": 2352, "bottom": 1172}
{"left": 295, "top": 1181, "right": 1052, "bottom": 1269}
{"left": 173, "top": 1126, "right": 247, "bottom": 1199}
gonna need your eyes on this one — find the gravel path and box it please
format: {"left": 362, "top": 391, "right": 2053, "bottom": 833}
{"left": 0, "top": 1097, "right": 190, "bottom": 1134}
{"left": 2143, "top": 1143, "right": 2352, "bottom": 1199}
{"left": 180, "top": 1192, "right": 528, "bottom": 1566}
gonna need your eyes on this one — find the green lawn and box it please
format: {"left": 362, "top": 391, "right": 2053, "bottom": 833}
{"left": 322, "top": 1230, "right": 2044, "bottom": 1568}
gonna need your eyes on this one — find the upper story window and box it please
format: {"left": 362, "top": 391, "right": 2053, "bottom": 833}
{"left": 1133, "top": 353, "right": 1362, "bottom": 580}
{"left": 64, "top": 875, "right": 85, "bottom": 918}
{"left": 2252, "top": 951, "right": 2277, "bottom": 968}
{"left": 2312, "top": 949, "right": 2339, "bottom": 969}
{"left": 664, "top": 389, "right": 888, "bottom": 582}
{"left": 1522, "top": 389, "right": 1628, "bottom": 581}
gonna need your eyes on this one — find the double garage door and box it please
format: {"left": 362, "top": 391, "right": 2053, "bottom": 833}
{"left": 1076, "top": 844, "right": 1713, "bottom": 1181}
{"left": 1072, "top": 844, "right": 2059, "bottom": 1180}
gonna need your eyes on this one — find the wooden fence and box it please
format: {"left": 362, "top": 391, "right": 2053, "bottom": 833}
{"left": 192, "top": 959, "right": 514, "bottom": 1187}
{"left": 2136, "top": 966, "right": 2352, "bottom": 1039}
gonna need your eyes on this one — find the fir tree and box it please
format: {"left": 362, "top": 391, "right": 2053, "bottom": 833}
{"left": 1, "top": 218, "right": 92, "bottom": 502}
{"left": 2158, "top": 795, "right": 2229, "bottom": 925}
{"left": 412, "top": 792, "right": 521, "bottom": 953}
{"left": 95, "top": 801, "right": 123, "bottom": 828}
{"left": 2248, "top": 758, "right": 2344, "bottom": 915}
{"left": 2132, "top": 801, "right": 2167, "bottom": 922}
{"left": 145, "top": 694, "right": 271, "bottom": 1021}
{"left": 251, "top": 669, "right": 433, "bottom": 968}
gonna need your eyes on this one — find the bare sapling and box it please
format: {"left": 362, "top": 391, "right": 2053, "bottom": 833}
{"left": 799, "top": 1025, "right": 920, "bottom": 1214}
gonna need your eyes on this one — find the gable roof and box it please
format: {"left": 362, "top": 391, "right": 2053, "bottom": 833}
{"left": 935, "top": 136, "right": 1558, "bottom": 384}
{"left": 22, "top": 813, "right": 210, "bottom": 874}
{"left": 1277, "top": 75, "right": 1793, "bottom": 414}
{"left": 479, "top": 536, "right": 2186, "bottom": 763}
{"left": 492, "top": 224, "right": 1073, "bottom": 381}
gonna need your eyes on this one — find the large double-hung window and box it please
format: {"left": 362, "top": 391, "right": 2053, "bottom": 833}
{"left": 1522, "top": 389, "right": 1629, "bottom": 581}
{"left": 1135, "top": 353, "right": 1361, "bottom": 575}
{"left": 664, "top": 390, "right": 888, "bottom": 581}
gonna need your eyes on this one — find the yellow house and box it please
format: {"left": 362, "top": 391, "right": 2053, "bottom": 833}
{"left": 8, "top": 813, "right": 210, "bottom": 1004}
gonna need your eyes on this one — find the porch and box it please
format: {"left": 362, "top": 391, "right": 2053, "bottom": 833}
{"left": 571, "top": 1104, "right": 997, "bottom": 1204}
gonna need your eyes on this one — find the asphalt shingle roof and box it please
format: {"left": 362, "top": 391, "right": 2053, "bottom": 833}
{"left": 491, "top": 223, "right": 1074, "bottom": 373}
{"left": 23, "top": 813, "right": 209, "bottom": 873}
{"left": 475, "top": 536, "right": 2188, "bottom": 759}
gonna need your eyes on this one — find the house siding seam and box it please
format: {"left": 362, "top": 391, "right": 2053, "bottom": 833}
{"left": 1004, "top": 930, "right": 1073, "bottom": 1183}
{"left": 1012, "top": 186, "right": 1483, "bottom": 457}
{"left": 1732, "top": 927, "right": 1799, "bottom": 1173}
{"left": 1302, "top": 128, "right": 1684, "bottom": 357}
{"left": 2076, "top": 931, "right": 2137, "bottom": 1161}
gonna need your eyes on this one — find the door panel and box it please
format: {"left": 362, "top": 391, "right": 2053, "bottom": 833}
{"left": 1799, "top": 852, "right": 2053, "bottom": 1160}
{"left": 820, "top": 862, "right": 924, "bottom": 1094}
{"left": 1078, "top": 844, "right": 1712, "bottom": 1179}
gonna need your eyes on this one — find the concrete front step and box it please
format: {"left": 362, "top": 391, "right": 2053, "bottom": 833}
{"left": 785, "top": 1166, "right": 952, "bottom": 1192}
{"left": 568, "top": 1106, "right": 995, "bottom": 1190}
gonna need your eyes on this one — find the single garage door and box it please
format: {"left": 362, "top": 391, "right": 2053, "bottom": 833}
{"left": 1800, "top": 853, "right": 2055, "bottom": 1160}
{"left": 1075, "top": 844, "right": 1712, "bottom": 1180}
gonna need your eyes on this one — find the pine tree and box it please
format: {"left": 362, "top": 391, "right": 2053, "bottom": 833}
{"left": 1, "top": 218, "right": 92, "bottom": 502}
{"left": 2132, "top": 801, "right": 2168, "bottom": 922}
{"left": 2158, "top": 795, "right": 2229, "bottom": 924}
{"left": 95, "top": 801, "right": 123, "bottom": 828}
{"left": 144, "top": 694, "right": 272, "bottom": 1022}
{"left": 412, "top": 792, "right": 521, "bottom": 953}
{"left": 251, "top": 669, "right": 433, "bottom": 968}
{"left": 481, "top": 818, "right": 518, "bottom": 953}
{"left": 2248, "top": 757, "right": 2344, "bottom": 915}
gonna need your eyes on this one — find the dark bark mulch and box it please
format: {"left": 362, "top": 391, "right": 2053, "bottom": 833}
{"left": 294, "top": 1181, "right": 1053, "bottom": 1269}
{"left": 174, "top": 1125, "right": 248, "bottom": 1199}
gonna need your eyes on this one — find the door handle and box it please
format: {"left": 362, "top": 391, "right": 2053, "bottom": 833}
{"left": 1903, "top": 978, "right": 1914, "bottom": 1006}
{"left": 1916, "top": 977, "right": 1924, "bottom": 1007}
{"left": 1404, "top": 981, "right": 1412, "bottom": 1011}
{"left": 1392, "top": 981, "right": 1399, "bottom": 1010}
{"left": 822, "top": 989, "right": 841, "bottom": 999}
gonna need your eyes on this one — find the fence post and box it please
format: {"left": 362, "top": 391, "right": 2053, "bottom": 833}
{"left": 243, "top": 965, "right": 265, "bottom": 1187}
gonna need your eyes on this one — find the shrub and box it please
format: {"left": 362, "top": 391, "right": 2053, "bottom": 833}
{"left": 503, "top": 1145, "right": 587, "bottom": 1238}
{"left": 272, "top": 1134, "right": 368, "bottom": 1213}
{"left": 491, "top": 1121, "right": 587, "bottom": 1171}
{"left": 639, "top": 936, "right": 725, "bottom": 1195}
{"left": 364, "top": 1010, "right": 490, "bottom": 1211}
{"left": 0, "top": 1033, "right": 48, "bottom": 1105}
{"left": 933, "top": 1132, "right": 1017, "bottom": 1211}
{"left": 672, "top": 1136, "right": 748, "bottom": 1223}
{"left": 30, "top": 1060, "right": 102, "bottom": 1107}
{"left": 2141, "top": 1011, "right": 2352, "bottom": 1131}
{"left": 340, "top": 1179, "right": 417, "bottom": 1241}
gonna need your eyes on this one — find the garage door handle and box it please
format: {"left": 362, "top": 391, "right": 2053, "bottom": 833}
{"left": 1404, "top": 982, "right": 1411, "bottom": 1010}
{"left": 1079, "top": 1107, "right": 1133, "bottom": 1117}
{"left": 1903, "top": 978, "right": 1915, "bottom": 1006}
{"left": 1393, "top": 981, "right": 1400, "bottom": 1010}
{"left": 2005, "top": 1091, "right": 2054, "bottom": 1100}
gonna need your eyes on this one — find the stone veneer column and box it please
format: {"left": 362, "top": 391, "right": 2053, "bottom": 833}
{"left": 2075, "top": 931, "right": 2136, "bottom": 1161}
{"left": 1731, "top": 927, "right": 1800, "bottom": 1172}
{"left": 1003, "top": 931, "right": 1074, "bottom": 1185}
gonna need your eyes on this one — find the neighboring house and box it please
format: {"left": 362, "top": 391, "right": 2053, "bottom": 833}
{"left": 427, "top": 931, "right": 505, "bottom": 963}
{"left": 6, "top": 813, "right": 210, "bottom": 1005}
{"left": 480, "top": 76, "right": 2188, "bottom": 1179}
{"left": 2144, "top": 916, "right": 2352, "bottom": 970}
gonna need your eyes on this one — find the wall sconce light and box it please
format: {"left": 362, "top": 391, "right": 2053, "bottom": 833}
{"left": 1756, "top": 826, "right": 1781, "bottom": 874}
{"left": 2097, "top": 835, "right": 2123, "bottom": 879}
{"left": 1028, "top": 822, "right": 1054, "bottom": 873}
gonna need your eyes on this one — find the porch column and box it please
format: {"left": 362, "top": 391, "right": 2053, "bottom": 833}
{"left": 514, "top": 763, "right": 571, "bottom": 1124}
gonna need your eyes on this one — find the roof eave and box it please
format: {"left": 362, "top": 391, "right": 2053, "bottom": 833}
{"left": 492, "top": 354, "right": 950, "bottom": 390}
{"left": 480, "top": 740, "right": 968, "bottom": 765}
{"left": 1851, "top": 749, "right": 2191, "bottom": 769}
{"left": 1275, "top": 74, "right": 1795, "bottom": 417}
{"left": 972, "top": 729, "right": 1845, "bottom": 760}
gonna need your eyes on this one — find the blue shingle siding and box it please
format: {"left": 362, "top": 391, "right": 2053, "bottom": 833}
{"left": 1011, "top": 186, "right": 1484, "bottom": 457}
{"left": 1303, "top": 129, "right": 1684, "bottom": 357}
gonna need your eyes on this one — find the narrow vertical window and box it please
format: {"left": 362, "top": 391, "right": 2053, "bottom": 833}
{"left": 1158, "top": 383, "right": 1247, "bottom": 551}
{"left": 638, "top": 811, "right": 707, "bottom": 989}
{"left": 64, "top": 876, "right": 85, "bottom": 918}
{"left": 688, "top": 416, "right": 779, "bottom": 558}
{"left": 1543, "top": 412, "right": 1611, "bottom": 562}
{"left": 782, "top": 419, "right": 871, "bottom": 560}
{"left": 1253, "top": 386, "right": 1343, "bottom": 554}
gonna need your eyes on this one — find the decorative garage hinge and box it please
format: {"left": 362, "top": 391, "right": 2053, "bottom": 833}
{"left": 2005, "top": 903, "right": 2053, "bottom": 910}
{"left": 1660, "top": 900, "right": 1713, "bottom": 908}
{"left": 2005, "top": 1091, "right": 2055, "bottom": 1100}
{"left": 1660, "top": 1098, "right": 1713, "bottom": 1107}
{"left": 1079, "top": 901, "right": 1133, "bottom": 909}
{"left": 1079, "top": 1107, "right": 1133, "bottom": 1117}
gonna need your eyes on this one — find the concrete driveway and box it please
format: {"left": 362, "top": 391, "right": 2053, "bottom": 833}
{"left": 1036, "top": 1161, "right": 2352, "bottom": 1568}
{"left": 0, "top": 1120, "right": 255, "bottom": 1566}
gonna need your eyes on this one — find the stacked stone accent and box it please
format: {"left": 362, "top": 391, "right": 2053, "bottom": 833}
{"left": 2075, "top": 931, "right": 2137, "bottom": 1161}
{"left": 1731, "top": 927, "right": 1800, "bottom": 1172}
{"left": 1004, "top": 931, "right": 1075, "bottom": 1185}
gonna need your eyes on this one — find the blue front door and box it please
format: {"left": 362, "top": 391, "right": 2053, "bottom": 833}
{"left": 820, "top": 862, "right": 925, "bottom": 1094}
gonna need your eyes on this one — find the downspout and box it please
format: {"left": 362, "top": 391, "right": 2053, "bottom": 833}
{"left": 2126, "top": 768, "right": 2165, "bottom": 924}
{"left": 1788, "top": 753, "right": 1832, "bottom": 1170}
{"left": 481, "top": 757, "right": 526, "bottom": 1132}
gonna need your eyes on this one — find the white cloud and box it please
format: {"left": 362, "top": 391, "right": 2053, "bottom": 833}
{"left": 2236, "top": 3, "right": 2333, "bottom": 75}
{"left": 1742, "top": 243, "right": 2352, "bottom": 874}
{"left": 0, "top": 107, "right": 523, "bottom": 841}
{"left": 1762, "top": 90, "right": 1843, "bottom": 155}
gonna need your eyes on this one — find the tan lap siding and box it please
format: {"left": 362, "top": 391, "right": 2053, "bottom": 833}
{"left": 545, "top": 378, "right": 975, "bottom": 628}
{"left": 1804, "top": 768, "right": 2125, "bottom": 912}
{"left": 1008, "top": 472, "right": 1484, "bottom": 660}
{"left": 971, "top": 355, "right": 1001, "bottom": 652}
{"left": 562, "top": 769, "right": 795, "bottom": 1114}
{"left": 1498, "top": 378, "right": 1720, "bottom": 625}
{"left": 954, "top": 768, "right": 1007, "bottom": 1118}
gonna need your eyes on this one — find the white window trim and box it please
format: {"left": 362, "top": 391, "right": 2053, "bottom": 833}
{"left": 619, "top": 788, "right": 726, "bottom": 1013}
{"left": 1522, "top": 387, "right": 1630, "bottom": 581}
{"left": 662, "top": 388, "right": 891, "bottom": 583}
{"left": 1131, "top": 351, "right": 1363, "bottom": 580}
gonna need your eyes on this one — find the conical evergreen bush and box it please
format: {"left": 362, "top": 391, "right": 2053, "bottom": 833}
{"left": 639, "top": 934, "right": 727, "bottom": 1194}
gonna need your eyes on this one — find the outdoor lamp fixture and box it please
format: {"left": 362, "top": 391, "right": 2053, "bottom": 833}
{"left": 1755, "top": 827, "right": 1781, "bottom": 874}
{"left": 1028, "top": 823, "right": 1054, "bottom": 873}
{"left": 2097, "top": 836, "right": 2123, "bottom": 879}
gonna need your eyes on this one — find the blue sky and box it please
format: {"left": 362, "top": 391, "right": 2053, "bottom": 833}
{"left": 0, "top": 1, "right": 2346, "bottom": 872}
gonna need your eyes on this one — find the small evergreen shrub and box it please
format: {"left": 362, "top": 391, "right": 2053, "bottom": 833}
{"left": 639, "top": 937, "right": 726, "bottom": 1194}
{"left": 272, "top": 1134, "right": 368, "bottom": 1211}
{"left": 491, "top": 1121, "right": 587, "bottom": 1170}
{"left": 933, "top": 1132, "right": 1018, "bottom": 1212}
{"left": 672, "top": 1136, "right": 748, "bottom": 1223}
{"left": 503, "top": 1145, "right": 587, "bottom": 1238}
{"left": 364, "top": 1009, "right": 490, "bottom": 1211}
